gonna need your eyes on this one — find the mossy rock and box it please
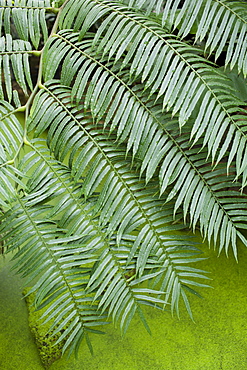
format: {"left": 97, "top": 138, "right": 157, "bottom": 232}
{"left": 23, "top": 288, "right": 68, "bottom": 369}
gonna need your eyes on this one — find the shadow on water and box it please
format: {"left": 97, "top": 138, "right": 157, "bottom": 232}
{"left": 1, "top": 240, "right": 247, "bottom": 370}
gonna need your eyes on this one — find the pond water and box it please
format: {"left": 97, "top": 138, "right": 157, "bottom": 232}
{"left": 0, "top": 257, "right": 43, "bottom": 369}
{"left": 1, "top": 242, "right": 247, "bottom": 370}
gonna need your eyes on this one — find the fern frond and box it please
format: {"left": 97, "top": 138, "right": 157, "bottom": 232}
{"left": 43, "top": 26, "right": 247, "bottom": 181}
{"left": 125, "top": 0, "right": 164, "bottom": 15}
{"left": 0, "top": 100, "right": 23, "bottom": 160}
{"left": 1, "top": 198, "right": 108, "bottom": 354}
{"left": 0, "top": 34, "right": 33, "bottom": 100}
{"left": 0, "top": 0, "right": 53, "bottom": 48}
{"left": 1, "top": 0, "right": 245, "bottom": 357}
{"left": 27, "top": 145, "right": 171, "bottom": 331}
{"left": 163, "top": 128, "right": 247, "bottom": 259}
{"left": 0, "top": 146, "right": 112, "bottom": 354}
{"left": 86, "top": 245, "right": 164, "bottom": 335}
{"left": 27, "top": 82, "right": 210, "bottom": 319}
{"left": 161, "top": 0, "right": 247, "bottom": 75}
{"left": 39, "top": 30, "right": 247, "bottom": 257}
{"left": 135, "top": 104, "right": 247, "bottom": 259}
{"left": 0, "top": 100, "right": 25, "bottom": 207}
{"left": 4, "top": 141, "right": 201, "bottom": 342}
{"left": 36, "top": 80, "right": 247, "bottom": 261}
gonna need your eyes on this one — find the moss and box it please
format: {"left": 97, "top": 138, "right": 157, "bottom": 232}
{"left": 23, "top": 288, "right": 67, "bottom": 369}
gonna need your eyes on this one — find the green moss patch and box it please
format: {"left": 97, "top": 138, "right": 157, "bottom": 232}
{"left": 23, "top": 288, "right": 67, "bottom": 369}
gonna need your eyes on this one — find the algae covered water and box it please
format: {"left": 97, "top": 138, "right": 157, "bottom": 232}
{"left": 0, "top": 257, "right": 43, "bottom": 369}
{"left": 1, "top": 242, "right": 247, "bottom": 370}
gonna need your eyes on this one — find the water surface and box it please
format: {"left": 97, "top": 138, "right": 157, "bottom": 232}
{"left": 1, "top": 243, "right": 247, "bottom": 370}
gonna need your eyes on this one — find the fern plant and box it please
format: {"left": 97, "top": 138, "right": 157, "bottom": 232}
{"left": 1, "top": 0, "right": 247, "bottom": 358}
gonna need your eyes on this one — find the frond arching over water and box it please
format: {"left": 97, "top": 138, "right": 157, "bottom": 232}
{"left": 27, "top": 83, "right": 211, "bottom": 321}
{"left": 1, "top": 0, "right": 247, "bottom": 356}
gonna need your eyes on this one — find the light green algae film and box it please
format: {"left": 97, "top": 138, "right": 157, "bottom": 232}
{"left": 0, "top": 257, "right": 44, "bottom": 369}
{"left": 1, "top": 242, "right": 247, "bottom": 370}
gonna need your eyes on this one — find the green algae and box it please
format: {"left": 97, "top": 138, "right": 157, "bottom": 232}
{"left": 0, "top": 257, "right": 44, "bottom": 370}
{"left": 48, "top": 242, "right": 247, "bottom": 370}
{"left": 2, "top": 242, "right": 247, "bottom": 369}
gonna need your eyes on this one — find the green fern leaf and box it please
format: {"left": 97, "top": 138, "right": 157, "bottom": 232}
{"left": 1, "top": 0, "right": 246, "bottom": 358}
{"left": 161, "top": 0, "right": 247, "bottom": 75}
{"left": 0, "top": 34, "right": 33, "bottom": 100}
{"left": 0, "top": 0, "right": 52, "bottom": 48}
{"left": 40, "top": 31, "right": 247, "bottom": 257}
{"left": 43, "top": 27, "right": 247, "bottom": 181}
{"left": 27, "top": 82, "right": 210, "bottom": 319}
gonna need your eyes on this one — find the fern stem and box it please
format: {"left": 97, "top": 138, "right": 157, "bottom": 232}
{"left": 23, "top": 1, "right": 65, "bottom": 136}
{"left": 0, "top": 4, "right": 59, "bottom": 12}
{"left": 0, "top": 143, "right": 22, "bottom": 168}
{"left": 216, "top": 0, "right": 247, "bottom": 27}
